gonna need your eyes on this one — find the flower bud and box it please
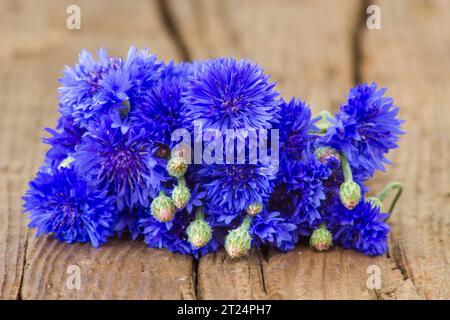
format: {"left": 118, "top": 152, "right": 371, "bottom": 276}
{"left": 167, "top": 156, "right": 187, "bottom": 178}
{"left": 187, "top": 219, "right": 212, "bottom": 248}
{"left": 339, "top": 181, "right": 361, "bottom": 210}
{"left": 150, "top": 191, "right": 176, "bottom": 222}
{"left": 367, "top": 196, "right": 384, "bottom": 210}
{"left": 310, "top": 224, "right": 333, "bottom": 251}
{"left": 225, "top": 218, "right": 252, "bottom": 259}
{"left": 58, "top": 156, "right": 75, "bottom": 169}
{"left": 172, "top": 183, "right": 191, "bottom": 209}
{"left": 246, "top": 202, "right": 263, "bottom": 217}
{"left": 314, "top": 147, "right": 341, "bottom": 169}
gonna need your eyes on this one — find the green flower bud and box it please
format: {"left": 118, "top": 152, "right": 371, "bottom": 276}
{"left": 367, "top": 196, "right": 384, "bottom": 210}
{"left": 58, "top": 156, "right": 75, "bottom": 169}
{"left": 310, "top": 224, "right": 333, "bottom": 251}
{"left": 246, "top": 202, "right": 263, "bottom": 217}
{"left": 339, "top": 181, "right": 361, "bottom": 210}
{"left": 120, "top": 100, "right": 131, "bottom": 118}
{"left": 187, "top": 219, "right": 212, "bottom": 248}
{"left": 150, "top": 191, "right": 176, "bottom": 222}
{"left": 314, "top": 147, "right": 341, "bottom": 169}
{"left": 225, "top": 218, "right": 252, "bottom": 259}
{"left": 172, "top": 183, "right": 191, "bottom": 209}
{"left": 167, "top": 156, "right": 187, "bottom": 178}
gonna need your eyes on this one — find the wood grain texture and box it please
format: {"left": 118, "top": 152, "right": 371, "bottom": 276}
{"left": 0, "top": 176, "right": 29, "bottom": 299}
{"left": 165, "top": 0, "right": 418, "bottom": 300}
{"left": 0, "top": 0, "right": 195, "bottom": 300}
{"left": 360, "top": 0, "right": 450, "bottom": 299}
{"left": 165, "top": 0, "right": 359, "bottom": 113}
{"left": 21, "top": 237, "right": 195, "bottom": 300}
{"left": 197, "top": 250, "right": 267, "bottom": 299}
{"left": 262, "top": 247, "right": 421, "bottom": 300}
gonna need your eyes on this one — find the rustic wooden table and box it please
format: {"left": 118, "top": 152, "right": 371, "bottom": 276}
{"left": 0, "top": 0, "right": 448, "bottom": 300}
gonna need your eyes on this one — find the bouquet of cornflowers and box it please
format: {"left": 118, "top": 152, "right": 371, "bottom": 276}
{"left": 23, "top": 47, "right": 404, "bottom": 258}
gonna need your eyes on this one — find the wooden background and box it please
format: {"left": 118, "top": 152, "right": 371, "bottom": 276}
{"left": 0, "top": 0, "right": 448, "bottom": 300}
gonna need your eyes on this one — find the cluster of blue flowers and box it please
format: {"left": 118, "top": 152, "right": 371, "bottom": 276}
{"left": 23, "top": 47, "right": 404, "bottom": 258}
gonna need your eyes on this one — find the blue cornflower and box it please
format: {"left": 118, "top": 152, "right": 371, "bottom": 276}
{"left": 181, "top": 58, "right": 280, "bottom": 133}
{"left": 74, "top": 119, "right": 167, "bottom": 210}
{"left": 23, "top": 167, "right": 116, "bottom": 247}
{"left": 321, "top": 82, "right": 404, "bottom": 175}
{"left": 272, "top": 150, "right": 332, "bottom": 228}
{"left": 195, "top": 164, "right": 276, "bottom": 216}
{"left": 130, "top": 62, "right": 193, "bottom": 147}
{"left": 58, "top": 47, "right": 163, "bottom": 128}
{"left": 43, "top": 115, "right": 85, "bottom": 167}
{"left": 250, "top": 211, "right": 297, "bottom": 252}
{"left": 114, "top": 206, "right": 146, "bottom": 240}
{"left": 279, "top": 98, "right": 318, "bottom": 160}
{"left": 139, "top": 208, "right": 221, "bottom": 258}
{"left": 325, "top": 199, "right": 390, "bottom": 256}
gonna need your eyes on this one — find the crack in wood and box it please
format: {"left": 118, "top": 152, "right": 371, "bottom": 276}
{"left": 157, "top": 0, "right": 192, "bottom": 61}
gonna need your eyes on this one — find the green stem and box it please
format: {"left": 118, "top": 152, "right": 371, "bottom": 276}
{"left": 195, "top": 207, "right": 204, "bottom": 220}
{"left": 340, "top": 152, "right": 353, "bottom": 182}
{"left": 177, "top": 176, "right": 186, "bottom": 187}
{"left": 241, "top": 216, "right": 252, "bottom": 231}
{"left": 120, "top": 100, "right": 131, "bottom": 118}
{"left": 377, "top": 182, "right": 404, "bottom": 214}
{"left": 158, "top": 190, "right": 165, "bottom": 197}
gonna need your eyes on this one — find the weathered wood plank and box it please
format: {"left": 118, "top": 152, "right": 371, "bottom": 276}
{"left": 166, "top": 0, "right": 416, "bottom": 299}
{"left": 263, "top": 247, "right": 421, "bottom": 300}
{"left": 197, "top": 250, "right": 267, "bottom": 300}
{"left": 0, "top": 175, "right": 29, "bottom": 299}
{"left": 360, "top": 0, "right": 450, "bottom": 299}
{"left": 166, "top": 0, "right": 358, "bottom": 112}
{"left": 21, "top": 237, "right": 195, "bottom": 299}
{"left": 0, "top": 0, "right": 195, "bottom": 299}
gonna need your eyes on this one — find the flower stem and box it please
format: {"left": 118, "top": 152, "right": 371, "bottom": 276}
{"left": 120, "top": 100, "right": 131, "bottom": 118}
{"left": 195, "top": 207, "right": 205, "bottom": 220}
{"left": 340, "top": 152, "right": 353, "bottom": 182}
{"left": 241, "top": 216, "right": 252, "bottom": 231}
{"left": 377, "top": 182, "right": 404, "bottom": 214}
{"left": 178, "top": 176, "right": 186, "bottom": 187}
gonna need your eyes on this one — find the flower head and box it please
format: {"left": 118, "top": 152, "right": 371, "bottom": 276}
{"left": 139, "top": 208, "right": 220, "bottom": 258}
{"left": 196, "top": 164, "right": 276, "bottom": 215}
{"left": 309, "top": 224, "right": 333, "bottom": 251}
{"left": 225, "top": 217, "right": 252, "bottom": 258}
{"left": 74, "top": 119, "right": 167, "bottom": 210}
{"left": 246, "top": 202, "right": 263, "bottom": 217}
{"left": 325, "top": 199, "right": 390, "bottom": 256}
{"left": 314, "top": 147, "right": 341, "bottom": 170}
{"left": 23, "top": 167, "right": 116, "bottom": 247}
{"left": 58, "top": 47, "right": 163, "bottom": 128}
{"left": 151, "top": 191, "right": 176, "bottom": 222}
{"left": 321, "top": 82, "right": 404, "bottom": 175}
{"left": 272, "top": 151, "right": 332, "bottom": 227}
{"left": 339, "top": 181, "right": 361, "bottom": 210}
{"left": 250, "top": 211, "right": 297, "bottom": 252}
{"left": 171, "top": 180, "right": 191, "bottom": 209}
{"left": 43, "top": 115, "right": 85, "bottom": 168}
{"left": 130, "top": 62, "right": 193, "bottom": 147}
{"left": 167, "top": 156, "right": 188, "bottom": 178}
{"left": 279, "top": 98, "right": 318, "bottom": 160}
{"left": 181, "top": 58, "right": 280, "bottom": 132}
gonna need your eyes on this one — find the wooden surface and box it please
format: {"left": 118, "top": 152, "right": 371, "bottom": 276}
{"left": 0, "top": 0, "right": 448, "bottom": 300}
